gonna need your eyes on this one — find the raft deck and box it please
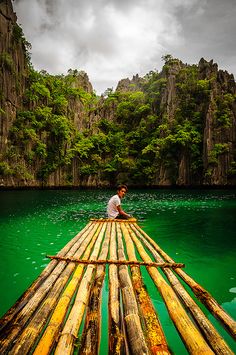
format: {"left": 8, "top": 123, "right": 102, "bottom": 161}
{"left": 0, "top": 219, "right": 235, "bottom": 354}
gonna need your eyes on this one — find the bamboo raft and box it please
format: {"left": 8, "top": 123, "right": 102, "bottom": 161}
{"left": 0, "top": 219, "right": 235, "bottom": 354}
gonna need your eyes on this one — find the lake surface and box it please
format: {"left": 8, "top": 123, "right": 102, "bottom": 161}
{"left": 0, "top": 188, "right": 236, "bottom": 353}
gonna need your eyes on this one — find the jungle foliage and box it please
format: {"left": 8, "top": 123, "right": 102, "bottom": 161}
{"left": 1, "top": 55, "right": 236, "bottom": 185}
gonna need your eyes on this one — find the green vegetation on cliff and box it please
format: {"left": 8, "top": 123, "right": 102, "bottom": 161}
{"left": 4, "top": 68, "right": 96, "bottom": 183}
{"left": 2, "top": 1, "right": 235, "bottom": 186}
{"left": 0, "top": 25, "right": 236, "bottom": 187}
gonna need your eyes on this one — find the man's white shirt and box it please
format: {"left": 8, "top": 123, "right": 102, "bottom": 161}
{"left": 107, "top": 194, "right": 121, "bottom": 218}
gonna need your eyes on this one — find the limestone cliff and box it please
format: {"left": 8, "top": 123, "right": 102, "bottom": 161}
{"left": 115, "top": 56, "right": 236, "bottom": 186}
{"left": 0, "top": 0, "right": 95, "bottom": 187}
{"left": 0, "top": 0, "right": 28, "bottom": 153}
{"left": 116, "top": 74, "right": 144, "bottom": 93}
{"left": 0, "top": 0, "right": 236, "bottom": 188}
{"left": 200, "top": 59, "right": 236, "bottom": 185}
{"left": 143, "top": 57, "right": 236, "bottom": 186}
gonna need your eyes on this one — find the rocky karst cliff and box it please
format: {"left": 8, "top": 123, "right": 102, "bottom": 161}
{"left": 0, "top": 0, "right": 28, "bottom": 153}
{"left": 157, "top": 57, "right": 236, "bottom": 186}
{"left": 0, "top": 0, "right": 236, "bottom": 188}
{"left": 200, "top": 59, "right": 236, "bottom": 185}
{"left": 114, "top": 57, "right": 236, "bottom": 186}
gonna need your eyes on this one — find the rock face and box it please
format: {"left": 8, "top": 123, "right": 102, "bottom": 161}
{"left": 200, "top": 59, "right": 236, "bottom": 185}
{"left": 0, "top": 0, "right": 236, "bottom": 188}
{"left": 116, "top": 74, "right": 144, "bottom": 92}
{"left": 0, "top": 1, "right": 96, "bottom": 188}
{"left": 150, "top": 57, "right": 236, "bottom": 186}
{"left": 0, "top": 0, "right": 28, "bottom": 153}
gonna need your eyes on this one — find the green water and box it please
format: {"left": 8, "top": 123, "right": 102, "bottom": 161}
{"left": 0, "top": 188, "right": 236, "bottom": 353}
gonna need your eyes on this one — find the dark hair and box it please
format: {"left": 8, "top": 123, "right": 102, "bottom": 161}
{"left": 117, "top": 184, "right": 128, "bottom": 192}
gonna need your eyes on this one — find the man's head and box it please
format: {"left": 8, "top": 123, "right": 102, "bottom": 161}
{"left": 117, "top": 184, "right": 128, "bottom": 199}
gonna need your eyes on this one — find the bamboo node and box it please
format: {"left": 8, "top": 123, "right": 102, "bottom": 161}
{"left": 59, "top": 331, "right": 78, "bottom": 340}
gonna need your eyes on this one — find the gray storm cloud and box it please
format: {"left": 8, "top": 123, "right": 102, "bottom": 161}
{"left": 13, "top": 0, "right": 236, "bottom": 94}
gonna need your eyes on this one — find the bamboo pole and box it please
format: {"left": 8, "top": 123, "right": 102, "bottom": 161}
{"left": 90, "top": 218, "right": 137, "bottom": 223}
{"left": 121, "top": 223, "right": 170, "bottom": 355}
{"left": 10, "top": 222, "right": 102, "bottom": 355}
{"left": 133, "top": 223, "right": 236, "bottom": 340}
{"left": 129, "top": 223, "right": 234, "bottom": 355}
{"left": 116, "top": 223, "right": 149, "bottom": 355}
{"left": 54, "top": 222, "right": 107, "bottom": 355}
{"left": 0, "top": 222, "right": 93, "bottom": 332}
{"left": 46, "top": 255, "right": 184, "bottom": 268}
{"left": 79, "top": 222, "right": 111, "bottom": 354}
{"left": 0, "top": 222, "right": 97, "bottom": 353}
{"left": 1, "top": 219, "right": 234, "bottom": 355}
{"left": 127, "top": 223, "right": 214, "bottom": 354}
{"left": 108, "top": 222, "right": 125, "bottom": 355}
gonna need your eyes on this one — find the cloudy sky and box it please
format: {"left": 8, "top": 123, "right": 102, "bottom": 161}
{"left": 13, "top": 0, "right": 236, "bottom": 95}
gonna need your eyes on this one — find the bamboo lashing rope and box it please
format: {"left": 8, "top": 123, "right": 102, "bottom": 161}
{"left": 46, "top": 255, "right": 185, "bottom": 268}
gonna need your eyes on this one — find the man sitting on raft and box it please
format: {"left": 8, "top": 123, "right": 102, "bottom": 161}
{"left": 107, "top": 184, "right": 131, "bottom": 219}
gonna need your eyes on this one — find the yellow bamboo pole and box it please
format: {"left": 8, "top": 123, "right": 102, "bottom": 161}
{"left": 0, "top": 222, "right": 96, "bottom": 353}
{"left": 108, "top": 222, "right": 125, "bottom": 355}
{"left": 0, "top": 222, "right": 93, "bottom": 332}
{"left": 2, "top": 219, "right": 234, "bottom": 355}
{"left": 129, "top": 223, "right": 234, "bottom": 355}
{"left": 116, "top": 223, "right": 149, "bottom": 355}
{"left": 32, "top": 221, "right": 102, "bottom": 354}
{"left": 90, "top": 218, "right": 137, "bottom": 223}
{"left": 121, "top": 223, "right": 170, "bottom": 355}
{"left": 54, "top": 222, "right": 107, "bottom": 355}
{"left": 133, "top": 223, "right": 236, "bottom": 340}
{"left": 14, "top": 222, "right": 102, "bottom": 355}
{"left": 127, "top": 222, "right": 214, "bottom": 354}
{"left": 80, "top": 222, "right": 111, "bottom": 354}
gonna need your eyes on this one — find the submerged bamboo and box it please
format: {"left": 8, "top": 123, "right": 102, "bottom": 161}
{"left": 108, "top": 222, "right": 125, "bottom": 355}
{"left": 129, "top": 223, "right": 234, "bottom": 355}
{"left": 133, "top": 223, "right": 236, "bottom": 340}
{"left": 121, "top": 223, "right": 170, "bottom": 355}
{"left": 54, "top": 222, "right": 107, "bottom": 355}
{"left": 117, "top": 223, "right": 149, "bottom": 355}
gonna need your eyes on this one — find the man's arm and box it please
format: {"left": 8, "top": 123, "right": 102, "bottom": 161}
{"left": 117, "top": 205, "right": 130, "bottom": 218}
